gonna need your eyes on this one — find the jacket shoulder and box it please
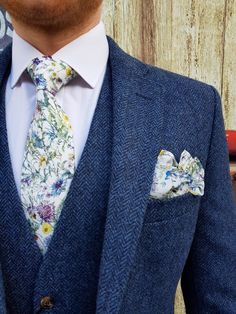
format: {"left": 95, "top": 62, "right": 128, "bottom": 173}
{"left": 145, "top": 61, "right": 216, "bottom": 99}
{"left": 127, "top": 54, "right": 218, "bottom": 117}
{"left": 111, "top": 34, "right": 218, "bottom": 120}
{"left": 109, "top": 36, "right": 216, "bottom": 104}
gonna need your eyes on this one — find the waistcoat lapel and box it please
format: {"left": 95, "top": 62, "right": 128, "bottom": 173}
{"left": 96, "top": 37, "right": 165, "bottom": 314}
{"left": 0, "top": 46, "right": 44, "bottom": 257}
{"left": 0, "top": 46, "right": 42, "bottom": 258}
{"left": 0, "top": 44, "right": 43, "bottom": 312}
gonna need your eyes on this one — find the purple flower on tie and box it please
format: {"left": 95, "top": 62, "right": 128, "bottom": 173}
{"left": 52, "top": 179, "right": 64, "bottom": 196}
{"left": 32, "top": 57, "right": 41, "bottom": 65}
{"left": 37, "top": 204, "right": 55, "bottom": 222}
{"left": 35, "top": 74, "right": 47, "bottom": 87}
{"left": 21, "top": 177, "right": 31, "bottom": 186}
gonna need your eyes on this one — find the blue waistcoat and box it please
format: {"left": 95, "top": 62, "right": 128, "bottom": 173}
{"left": 0, "top": 53, "right": 113, "bottom": 313}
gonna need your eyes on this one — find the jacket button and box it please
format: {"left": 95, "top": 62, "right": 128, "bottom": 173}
{"left": 40, "top": 296, "right": 54, "bottom": 309}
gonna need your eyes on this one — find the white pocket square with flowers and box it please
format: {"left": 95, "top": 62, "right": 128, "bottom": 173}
{"left": 150, "top": 149, "right": 205, "bottom": 200}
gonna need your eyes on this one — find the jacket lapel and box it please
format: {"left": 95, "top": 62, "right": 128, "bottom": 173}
{"left": 96, "top": 37, "right": 166, "bottom": 314}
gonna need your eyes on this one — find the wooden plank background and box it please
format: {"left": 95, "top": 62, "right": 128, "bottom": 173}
{"left": 102, "top": 0, "right": 236, "bottom": 131}
{"left": 0, "top": 1, "right": 235, "bottom": 313}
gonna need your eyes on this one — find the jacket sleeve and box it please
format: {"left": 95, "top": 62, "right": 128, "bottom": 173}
{"left": 181, "top": 85, "right": 236, "bottom": 313}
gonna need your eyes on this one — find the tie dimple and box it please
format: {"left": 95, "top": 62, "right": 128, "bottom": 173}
{"left": 27, "top": 55, "right": 77, "bottom": 95}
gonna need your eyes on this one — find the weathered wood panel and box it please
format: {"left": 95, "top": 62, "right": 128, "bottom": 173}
{"left": 222, "top": 0, "right": 236, "bottom": 128}
{"left": 103, "top": 0, "right": 236, "bottom": 130}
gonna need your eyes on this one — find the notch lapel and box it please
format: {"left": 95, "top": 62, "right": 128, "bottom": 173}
{"left": 96, "top": 37, "right": 166, "bottom": 314}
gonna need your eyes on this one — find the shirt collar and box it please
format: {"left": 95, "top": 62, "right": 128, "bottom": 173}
{"left": 11, "top": 20, "right": 109, "bottom": 89}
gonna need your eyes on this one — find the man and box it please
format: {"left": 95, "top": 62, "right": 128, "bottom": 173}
{"left": 0, "top": 1, "right": 235, "bottom": 313}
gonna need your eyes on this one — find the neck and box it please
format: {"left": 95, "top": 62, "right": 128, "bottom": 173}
{"left": 11, "top": 13, "right": 101, "bottom": 55}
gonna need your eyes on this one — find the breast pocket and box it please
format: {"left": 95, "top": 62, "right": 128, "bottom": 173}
{"left": 143, "top": 192, "right": 202, "bottom": 224}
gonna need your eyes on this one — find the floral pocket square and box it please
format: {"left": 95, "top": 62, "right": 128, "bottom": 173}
{"left": 150, "top": 149, "right": 205, "bottom": 200}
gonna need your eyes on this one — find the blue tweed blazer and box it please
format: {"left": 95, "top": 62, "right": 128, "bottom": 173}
{"left": 0, "top": 36, "right": 236, "bottom": 314}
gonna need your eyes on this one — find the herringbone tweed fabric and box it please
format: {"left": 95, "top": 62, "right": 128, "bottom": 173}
{"left": 0, "top": 36, "right": 235, "bottom": 314}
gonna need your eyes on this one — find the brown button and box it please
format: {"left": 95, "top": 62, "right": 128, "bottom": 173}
{"left": 40, "top": 296, "right": 54, "bottom": 309}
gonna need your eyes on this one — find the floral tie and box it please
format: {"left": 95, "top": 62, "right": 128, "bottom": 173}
{"left": 20, "top": 56, "right": 77, "bottom": 254}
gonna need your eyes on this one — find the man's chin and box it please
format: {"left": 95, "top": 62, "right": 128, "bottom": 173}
{"left": 0, "top": 1, "right": 70, "bottom": 27}
{"left": 4, "top": 7, "right": 75, "bottom": 31}
{"left": 0, "top": 0, "right": 103, "bottom": 31}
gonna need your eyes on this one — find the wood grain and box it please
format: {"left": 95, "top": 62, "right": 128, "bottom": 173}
{"left": 221, "top": 0, "right": 236, "bottom": 128}
{"left": 102, "top": 0, "right": 236, "bottom": 130}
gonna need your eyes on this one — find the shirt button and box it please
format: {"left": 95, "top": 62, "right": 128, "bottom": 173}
{"left": 40, "top": 296, "right": 54, "bottom": 309}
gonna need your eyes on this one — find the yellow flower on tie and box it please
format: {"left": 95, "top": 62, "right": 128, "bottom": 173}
{"left": 39, "top": 156, "right": 47, "bottom": 167}
{"left": 66, "top": 67, "right": 72, "bottom": 76}
{"left": 62, "top": 114, "right": 72, "bottom": 129}
{"left": 41, "top": 222, "right": 53, "bottom": 235}
{"left": 63, "top": 114, "right": 69, "bottom": 123}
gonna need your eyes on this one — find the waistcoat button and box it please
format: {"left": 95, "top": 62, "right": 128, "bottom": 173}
{"left": 40, "top": 296, "right": 54, "bottom": 309}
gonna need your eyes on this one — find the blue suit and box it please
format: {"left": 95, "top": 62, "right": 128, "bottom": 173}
{"left": 0, "top": 36, "right": 235, "bottom": 313}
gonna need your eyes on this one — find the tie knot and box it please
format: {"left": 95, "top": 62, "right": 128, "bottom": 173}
{"left": 27, "top": 56, "right": 77, "bottom": 95}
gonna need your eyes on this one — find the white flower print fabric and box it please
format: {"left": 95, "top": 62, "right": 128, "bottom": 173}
{"left": 20, "top": 56, "right": 77, "bottom": 254}
{"left": 150, "top": 149, "right": 205, "bottom": 200}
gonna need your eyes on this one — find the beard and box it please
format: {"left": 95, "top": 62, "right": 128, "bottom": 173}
{"left": 0, "top": 0, "right": 103, "bottom": 30}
